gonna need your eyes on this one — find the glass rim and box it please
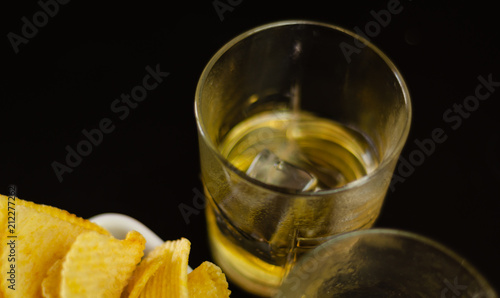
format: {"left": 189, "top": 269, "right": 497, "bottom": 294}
{"left": 194, "top": 19, "right": 412, "bottom": 196}
{"left": 285, "top": 228, "right": 496, "bottom": 294}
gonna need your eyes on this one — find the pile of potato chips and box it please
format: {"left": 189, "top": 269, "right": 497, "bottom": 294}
{"left": 0, "top": 195, "right": 231, "bottom": 297}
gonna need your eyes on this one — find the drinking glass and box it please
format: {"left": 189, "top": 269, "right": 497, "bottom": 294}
{"left": 276, "top": 229, "right": 498, "bottom": 297}
{"left": 195, "top": 20, "right": 412, "bottom": 296}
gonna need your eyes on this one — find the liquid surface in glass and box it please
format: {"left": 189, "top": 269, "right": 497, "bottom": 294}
{"left": 220, "top": 110, "right": 378, "bottom": 190}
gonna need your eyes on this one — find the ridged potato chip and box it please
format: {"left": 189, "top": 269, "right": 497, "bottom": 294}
{"left": 52, "top": 230, "right": 145, "bottom": 297}
{"left": 125, "top": 238, "right": 191, "bottom": 298}
{"left": 1, "top": 194, "right": 232, "bottom": 297}
{"left": 188, "top": 261, "right": 231, "bottom": 298}
{"left": 0, "top": 195, "right": 110, "bottom": 298}
{"left": 41, "top": 259, "right": 63, "bottom": 298}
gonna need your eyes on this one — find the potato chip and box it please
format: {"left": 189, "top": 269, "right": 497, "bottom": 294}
{"left": 0, "top": 195, "right": 110, "bottom": 298}
{"left": 1, "top": 195, "right": 233, "bottom": 298}
{"left": 188, "top": 261, "right": 231, "bottom": 298}
{"left": 55, "top": 230, "right": 145, "bottom": 297}
{"left": 125, "top": 238, "right": 191, "bottom": 298}
{"left": 41, "top": 259, "right": 63, "bottom": 298}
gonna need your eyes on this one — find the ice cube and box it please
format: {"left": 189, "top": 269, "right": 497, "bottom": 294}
{"left": 246, "top": 149, "right": 317, "bottom": 191}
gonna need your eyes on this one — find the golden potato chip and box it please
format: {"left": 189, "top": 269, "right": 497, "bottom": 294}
{"left": 41, "top": 258, "right": 63, "bottom": 298}
{"left": 188, "top": 261, "right": 231, "bottom": 297}
{"left": 56, "top": 230, "right": 145, "bottom": 297}
{"left": 0, "top": 195, "right": 110, "bottom": 298}
{"left": 125, "top": 238, "right": 191, "bottom": 298}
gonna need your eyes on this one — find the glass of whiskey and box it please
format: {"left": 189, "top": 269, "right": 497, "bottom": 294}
{"left": 194, "top": 20, "right": 412, "bottom": 296}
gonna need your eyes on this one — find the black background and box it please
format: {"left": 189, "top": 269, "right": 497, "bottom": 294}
{"left": 2, "top": 0, "right": 499, "bottom": 296}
